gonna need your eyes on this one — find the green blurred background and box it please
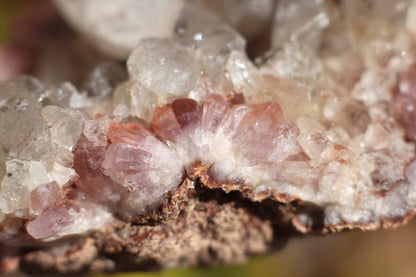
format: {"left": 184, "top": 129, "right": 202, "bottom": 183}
{"left": 0, "top": 0, "right": 25, "bottom": 43}
{"left": 1, "top": 1, "right": 416, "bottom": 276}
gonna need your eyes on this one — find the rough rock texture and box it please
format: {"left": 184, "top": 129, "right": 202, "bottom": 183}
{"left": 2, "top": 0, "right": 416, "bottom": 275}
{"left": 18, "top": 185, "right": 277, "bottom": 274}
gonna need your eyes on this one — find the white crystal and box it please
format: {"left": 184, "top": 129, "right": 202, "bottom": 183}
{"left": 46, "top": 161, "right": 76, "bottom": 188}
{"left": 261, "top": 43, "right": 323, "bottom": 90}
{"left": 112, "top": 81, "right": 158, "bottom": 121}
{"left": 296, "top": 116, "right": 327, "bottom": 163}
{"left": 0, "top": 159, "right": 31, "bottom": 215}
{"left": 254, "top": 75, "right": 312, "bottom": 121}
{"left": 41, "top": 106, "right": 85, "bottom": 151}
{"left": 54, "top": 0, "right": 185, "bottom": 59}
{"left": 352, "top": 69, "right": 396, "bottom": 105}
{"left": 127, "top": 38, "right": 201, "bottom": 99}
{"left": 224, "top": 51, "right": 261, "bottom": 97}
{"left": 175, "top": 3, "right": 246, "bottom": 83}
{"left": 0, "top": 77, "right": 50, "bottom": 160}
{"left": 69, "top": 89, "right": 94, "bottom": 109}
{"left": 83, "top": 61, "right": 127, "bottom": 97}
{"left": 343, "top": 0, "right": 411, "bottom": 68}
{"left": 343, "top": 0, "right": 410, "bottom": 25}
{"left": 39, "top": 82, "right": 74, "bottom": 108}
{"left": 272, "top": 0, "right": 330, "bottom": 51}
{"left": 406, "top": 0, "right": 416, "bottom": 34}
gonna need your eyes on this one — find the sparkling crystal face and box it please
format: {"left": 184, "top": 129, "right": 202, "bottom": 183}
{"left": 1, "top": 0, "right": 416, "bottom": 246}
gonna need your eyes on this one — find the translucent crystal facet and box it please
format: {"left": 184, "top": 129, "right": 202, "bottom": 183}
{"left": 0, "top": 77, "right": 49, "bottom": 160}
{"left": 127, "top": 38, "right": 201, "bottom": 101}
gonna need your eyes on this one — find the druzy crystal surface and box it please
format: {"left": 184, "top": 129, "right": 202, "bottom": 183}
{"left": 2, "top": 0, "right": 416, "bottom": 273}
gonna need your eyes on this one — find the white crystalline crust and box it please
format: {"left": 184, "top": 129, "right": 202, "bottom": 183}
{"left": 1, "top": 0, "right": 416, "bottom": 241}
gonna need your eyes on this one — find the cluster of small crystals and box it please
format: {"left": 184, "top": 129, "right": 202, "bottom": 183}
{"left": 2, "top": 0, "right": 416, "bottom": 242}
{"left": 114, "top": 0, "right": 416, "bottom": 226}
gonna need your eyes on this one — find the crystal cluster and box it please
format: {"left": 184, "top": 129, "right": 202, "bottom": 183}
{"left": 1, "top": 0, "right": 416, "bottom": 250}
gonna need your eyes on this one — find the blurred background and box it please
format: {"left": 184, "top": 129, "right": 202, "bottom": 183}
{"left": 1, "top": 1, "right": 416, "bottom": 276}
{"left": 90, "top": 220, "right": 416, "bottom": 277}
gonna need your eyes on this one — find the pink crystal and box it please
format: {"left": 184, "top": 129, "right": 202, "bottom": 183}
{"left": 73, "top": 135, "right": 119, "bottom": 203}
{"left": 26, "top": 205, "right": 73, "bottom": 240}
{"left": 30, "top": 182, "right": 61, "bottom": 213}
{"left": 74, "top": 122, "right": 186, "bottom": 217}
{"left": 171, "top": 98, "right": 201, "bottom": 130}
{"left": 228, "top": 102, "right": 300, "bottom": 165}
{"left": 200, "top": 95, "right": 230, "bottom": 133}
{"left": 26, "top": 188, "right": 110, "bottom": 240}
{"left": 107, "top": 123, "right": 152, "bottom": 146}
{"left": 152, "top": 105, "right": 182, "bottom": 142}
{"left": 153, "top": 94, "right": 301, "bottom": 173}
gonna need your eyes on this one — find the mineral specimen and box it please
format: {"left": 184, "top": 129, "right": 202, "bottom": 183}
{"left": 2, "top": 0, "right": 416, "bottom": 274}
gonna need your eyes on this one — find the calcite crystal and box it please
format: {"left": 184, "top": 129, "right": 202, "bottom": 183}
{"left": 2, "top": 0, "right": 416, "bottom": 274}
